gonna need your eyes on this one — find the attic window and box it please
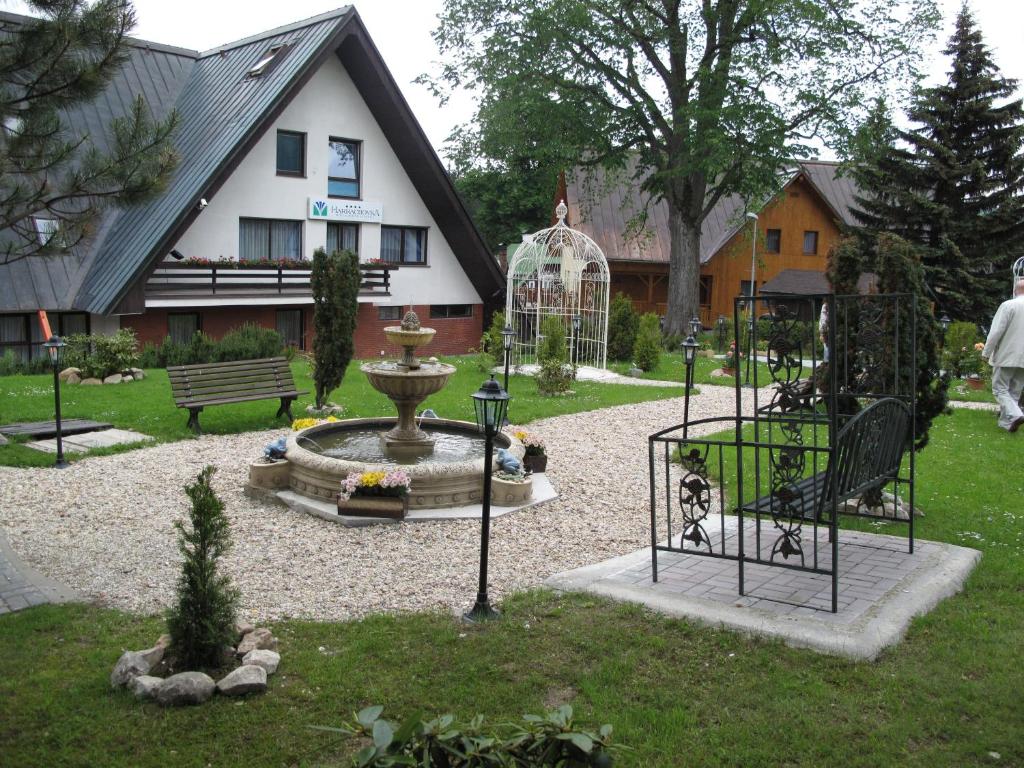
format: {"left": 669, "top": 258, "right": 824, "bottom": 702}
{"left": 248, "top": 45, "right": 285, "bottom": 77}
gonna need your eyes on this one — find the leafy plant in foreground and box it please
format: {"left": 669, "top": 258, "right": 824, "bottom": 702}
{"left": 314, "top": 704, "right": 617, "bottom": 767}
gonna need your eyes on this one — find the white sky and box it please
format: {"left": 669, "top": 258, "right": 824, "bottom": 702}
{"left": 5, "top": 0, "right": 1024, "bottom": 161}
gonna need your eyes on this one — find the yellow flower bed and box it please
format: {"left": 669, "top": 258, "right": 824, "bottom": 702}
{"left": 291, "top": 415, "right": 340, "bottom": 431}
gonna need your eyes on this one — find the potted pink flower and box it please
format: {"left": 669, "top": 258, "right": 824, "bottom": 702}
{"left": 512, "top": 429, "right": 547, "bottom": 473}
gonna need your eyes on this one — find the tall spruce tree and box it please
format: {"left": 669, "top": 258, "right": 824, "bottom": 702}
{"left": 310, "top": 247, "right": 360, "bottom": 408}
{"left": 851, "top": 5, "right": 1024, "bottom": 320}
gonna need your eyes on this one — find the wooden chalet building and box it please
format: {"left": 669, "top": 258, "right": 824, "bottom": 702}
{"left": 0, "top": 8, "right": 503, "bottom": 362}
{"left": 560, "top": 160, "right": 859, "bottom": 326}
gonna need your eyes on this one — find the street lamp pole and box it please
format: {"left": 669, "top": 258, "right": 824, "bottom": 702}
{"left": 745, "top": 212, "right": 758, "bottom": 388}
{"left": 465, "top": 376, "right": 509, "bottom": 622}
{"left": 571, "top": 314, "right": 581, "bottom": 367}
{"left": 681, "top": 334, "right": 699, "bottom": 438}
{"left": 501, "top": 324, "right": 515, "bottom": 392}
{"left": 42, "top": 336, "right": 68, "bottom": 469}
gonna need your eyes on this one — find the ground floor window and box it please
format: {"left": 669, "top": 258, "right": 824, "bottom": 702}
{"left": 276, "top": 309, "right": 304, "bottom": 349}
{"left": 0, "top": 312, "right": 90, "bottom": 361}
{"left": 378, "top": 305, "right": 402, "bottom": 321}
{"left": 238, "top": 218, "right": 302, "bottom": 260}
{"left": 699, "top": 276, "right": 713, "bottom": 307}
{"left": 326, "top": 222, "right": 358, "bottom": 256}
{"left": 429, "top": 304, "right": 473, "bottom": 319}
{"left": 380, "top": 226, "right": 427, "bottom": 265}
{"left": 168, "top": 312, "right": 200, "bottom": 344}
{"left": 0, "top": 314, "right": 31, "bottom": 361}
{"left": 59, "top": 312, "right": 89, "bottom": 337}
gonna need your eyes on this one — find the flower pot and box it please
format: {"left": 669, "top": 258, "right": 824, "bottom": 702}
{"left": 491, "top": 475, "right": 533, "bottom": 505}
{"left": 721, "top": 366, "right": 736, "bottom": 376}
{"left": 248, "top": 459, "right": 291, "bottom": 490}
{"left": 966, "top": 377, "right": 985, "bottom": 391}
{"left": 523, "top": 454, "right": 547, "bottom": 473}
{"left": 337, "top": 494, "right": 408, "bottom": 520}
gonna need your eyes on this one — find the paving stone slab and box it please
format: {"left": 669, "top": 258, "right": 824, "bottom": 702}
{"left": 0, "top": 419, "right": 113, "bottom": 438}
{"left": 545, "top": 517, "right": 980, "bottom": 660}
{"left": 26, "top": 428, "right": 153, "bottom": 454}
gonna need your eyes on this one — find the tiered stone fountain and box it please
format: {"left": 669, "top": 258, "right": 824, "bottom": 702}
{"left": 282, "top": 311, "right": 523, "bottom": 511}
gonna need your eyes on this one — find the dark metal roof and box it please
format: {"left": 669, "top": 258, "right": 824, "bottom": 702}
{"left": 1, "top": 7, "right": 503, "bottom": 315}
{"left": 759, "top": 269, "right": 830, "bottom": 295}
{"left": 565, "top": 160, "right": 860, "bottom": 267}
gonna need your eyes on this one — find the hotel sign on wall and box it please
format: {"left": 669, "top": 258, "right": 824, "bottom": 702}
{"left": 307, "top": 198, "right": 383, "bottom": 223}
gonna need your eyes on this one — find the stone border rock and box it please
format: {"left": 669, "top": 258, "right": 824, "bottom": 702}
{"left": 60, "top": 367, "right": 146, "bottom": 386}
{"left": 110, "top": 620, "right": 280, "bottom": 706}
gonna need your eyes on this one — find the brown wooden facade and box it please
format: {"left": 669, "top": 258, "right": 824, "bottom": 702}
{"left": 607, "top": 174, "right": 845, "bottom": 326}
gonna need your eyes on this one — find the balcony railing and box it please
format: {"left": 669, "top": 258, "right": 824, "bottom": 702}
{"left": 145, "top": 261, "right": 396, "bottom": 300}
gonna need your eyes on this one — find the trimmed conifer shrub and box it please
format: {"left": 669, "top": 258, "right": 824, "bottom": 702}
{"left": 607, "top": 293, "right": 639, "bottom": 361}
{"left": 167, "top": 466, "right": 239, "bottom": 670}
{"left": 311, "top": 247, "right": 361, "bottom": 407}
{"left": 633, "top": 312, "right": 662, "bottom": 371}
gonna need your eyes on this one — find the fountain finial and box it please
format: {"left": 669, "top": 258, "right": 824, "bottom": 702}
{"left": 556, "top": 199, "right": 568, "bottom": 223}
{"left": 401, "top": 310, "right": 421, "bottom": 331}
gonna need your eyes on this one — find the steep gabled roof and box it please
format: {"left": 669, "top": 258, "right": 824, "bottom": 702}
{"left": 1, "top": 8, "right": 503, "bottom": 314}
{"left": 564, "top": 160, "right": 860, "bottom": 267}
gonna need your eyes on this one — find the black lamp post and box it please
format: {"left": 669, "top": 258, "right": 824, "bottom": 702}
{"left": 466, "top": 376, "right": 510, "bottom": 622}
{"left": 501, "top": 323, "right": 515, "bottom": 392}
{"left": 42, "top": 335, "right": 68, "bottom": 469}
{"left": 681, "top": 334, "right": 699, "bottom": 437}
{"left": 716, "top": 314, "right": 727, "bottom": 354}
{"left": 571, "top": 314, "right": 581, "bottom": 366}
{"left": 689, "top": 315, "right": 701, "bottom": 337}
{"left": 939, "top": 314, "right": 951, "bottom": 344}
{"left": 743, "top": 311, "right": 755, "bottom": 388}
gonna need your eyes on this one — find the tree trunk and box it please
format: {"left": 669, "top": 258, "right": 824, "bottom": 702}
{"left": 664, "top": 203, "right": 702, "bottom": 336}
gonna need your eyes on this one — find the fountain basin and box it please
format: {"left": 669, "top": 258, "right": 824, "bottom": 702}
{"left": 285, "top": 418, "right": 524, "bottom": 510}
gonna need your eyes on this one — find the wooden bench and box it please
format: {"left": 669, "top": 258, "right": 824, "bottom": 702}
{"left": 168, "top": 357, "right": 308, "bottom": 435}
{"left": 742, "top": 397, "right": 912, "bottom": 523}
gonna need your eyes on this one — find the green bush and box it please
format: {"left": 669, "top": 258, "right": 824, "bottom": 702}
{"left": 0, "top": 350, "right": 51, "bottom": 376}
{"left": 63, "top": 329, "right": 138, "bottom": 379}
{"left": 943, "top": 320, "right": 982, "bottom": 377}
{"left": 607, "top": 293, "right": 639, "bottom": 361}
{"left": 633, "top": 313, "right": 662, "bottom": 371}
{"left": 537, "top": 314, "right": 574, "bottom": 395}
{"left": 167, "top": 466, "right": 239, "bottom": 671}
{"left": 476, "top": 310, "right": 507, "bottom": 373}
{"left": 215, "top": 323, "right": 284, "bottom": 362}
{"left": 319, "top": 704, "right": 617, "bottom": 767}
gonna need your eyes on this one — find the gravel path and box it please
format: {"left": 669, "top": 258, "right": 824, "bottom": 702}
{"left": 0, "top": 385, "right": 758, "bottom": 622}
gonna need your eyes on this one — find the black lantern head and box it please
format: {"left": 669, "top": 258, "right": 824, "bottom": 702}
{"left": 681, "top": 334, "right": 699, "bottom": 366}
{"left": 471, "top": 376, "right": 509, "bottom": 435}
{"left": 689, "top": 315, "right": 701, "bottom": 337}
{"left": 939, "top": 314, "right": 951, "bottom": 333}
{"left": 572, "top": 314, "right": 581, "bottom": 333}
{"left": 716, "top": 314, "right": 726, "bottom": 329}
{"left": 42, "top": 335, "right": 65, "bottom": 369}
{"left": 501, "top": 324, "right": 515, "bottom": 352}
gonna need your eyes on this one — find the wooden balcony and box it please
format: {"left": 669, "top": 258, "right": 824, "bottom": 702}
{"left": 145, "top": 261, "right": 396, "bottom": 302}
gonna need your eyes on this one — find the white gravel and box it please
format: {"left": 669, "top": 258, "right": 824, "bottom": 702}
{"left": 0, "top": 384, "right": 758, "bottom": 622}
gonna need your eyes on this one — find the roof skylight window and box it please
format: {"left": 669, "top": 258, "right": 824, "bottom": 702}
{"left": 248, "top": 45, "right": 284, "bottom": 77}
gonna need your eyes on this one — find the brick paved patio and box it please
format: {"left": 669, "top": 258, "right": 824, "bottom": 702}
{"left": 546, "top": 517, "right": 980, "bottom": 659}
{"left": 0, "top": 532, "right": 77, "bottom": 615}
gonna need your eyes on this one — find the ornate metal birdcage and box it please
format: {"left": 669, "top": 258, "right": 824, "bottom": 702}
{"left": 1013, "top": 255, "right": 1024, "bottom": 294}
{"left": 505, "top": 201, "right": 610, "bottom": 369}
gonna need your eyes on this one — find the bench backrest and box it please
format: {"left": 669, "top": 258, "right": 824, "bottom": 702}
{"left": 168, "top": 357, "right": 297, "bottom": 405}
{"left": 819, "top": 397, "right": 912, "bottom": 510}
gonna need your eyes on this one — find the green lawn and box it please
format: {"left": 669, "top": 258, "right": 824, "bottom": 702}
{"left": 0, "top": 357, "right": 684, "bottom": 467}
{"left": 608, "top": 352, "right": 774, "bottom": 385}
{"left": 1, "top": 408, "right": 1022, "bottom": 767}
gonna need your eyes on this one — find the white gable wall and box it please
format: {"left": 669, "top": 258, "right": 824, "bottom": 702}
{"left": 171, "top": 53, "right": 482, "bottom": 307}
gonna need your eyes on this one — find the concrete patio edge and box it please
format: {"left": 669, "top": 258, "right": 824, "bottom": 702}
{"left": 544, "top": 537, "right": 981, "bottom": 661}
{"left": 1, "top": 530, "right": 80, "bottom": 608}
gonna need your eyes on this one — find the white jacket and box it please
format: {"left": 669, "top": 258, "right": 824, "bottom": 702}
{"left": 982, "top": 295, "right": 1024, "bottom": 368}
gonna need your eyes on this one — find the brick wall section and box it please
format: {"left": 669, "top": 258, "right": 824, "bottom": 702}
{"left": 122, "top": 302, "right": 483, "bottom": 358}
{"left": 352, "top": 303, "right": 483, "bottom": 359}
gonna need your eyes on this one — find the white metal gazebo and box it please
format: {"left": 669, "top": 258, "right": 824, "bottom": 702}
{"left": 505, "top": 201, "right": 610, "bottom": 369}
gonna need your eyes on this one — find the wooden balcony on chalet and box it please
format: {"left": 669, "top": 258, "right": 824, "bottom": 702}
{"left": 145, "top": 261, "right": 396, "bottom": 303}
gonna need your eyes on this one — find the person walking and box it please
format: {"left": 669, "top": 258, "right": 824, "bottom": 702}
{"left": 982, "top": 278, "right": 1024, "bottom": 432}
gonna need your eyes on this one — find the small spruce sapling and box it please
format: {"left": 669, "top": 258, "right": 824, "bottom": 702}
{"left": 167, "top": 466, "right": 239, "bottom": 670}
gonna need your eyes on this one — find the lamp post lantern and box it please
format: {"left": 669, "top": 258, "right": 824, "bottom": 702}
{"left": 42, "top": 335, "right": 68, "bottom": 469}
{"left": 688, "top": 315, "right": 701, "bottom": 338}
{"left": 715, "top": 315, "right": 728, "bottom": 354}
{"left": 681, "top": 334, "right": 699, "bottom": 436}
{"left": 501, "top": 323, "right": 515, "bottom": 392}
{"left": 465, "top": 376, "right": 509, "bottom": 622}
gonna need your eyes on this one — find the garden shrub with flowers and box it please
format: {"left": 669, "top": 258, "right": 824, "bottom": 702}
{"left": 291, "top": 416, "right": 340, "bottom": 430}
{"left": 339, "top": 470, "right": 412, "bottom": 502}
{"left": 511, "top": 428, "right": 546, "bottom": 456}
{"left": 723, "top": 341, "right": 744, "bottom": 369}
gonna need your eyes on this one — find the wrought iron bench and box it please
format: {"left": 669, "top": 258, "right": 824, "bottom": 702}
{"left": 168, "top": 357, "right": 308, "bottom": 434}
{"left": 741, "top": 397, "right": 912, "bottom": 526}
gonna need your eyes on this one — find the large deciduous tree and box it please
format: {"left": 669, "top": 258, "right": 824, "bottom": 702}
{"left": 850, "top": 5, "right": 1024, "bottom": 321}
{"left": 426, "top": 0, "right": 938, "bottom": 334}
{"left": 0, "top": 1, "right": 179, "bottom": 266}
